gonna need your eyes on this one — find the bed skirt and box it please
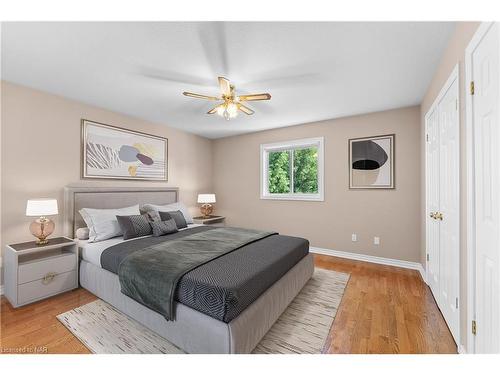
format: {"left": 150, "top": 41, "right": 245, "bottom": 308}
{"left": 79, "top": 253, "right": 314, "bottom": 353}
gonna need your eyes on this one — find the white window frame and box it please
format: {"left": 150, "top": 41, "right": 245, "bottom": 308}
{"left": 260, "top": 137, "right": 324, "bottom": 201}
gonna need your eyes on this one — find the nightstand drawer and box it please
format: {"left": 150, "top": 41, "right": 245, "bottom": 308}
{"left": 18, "top": 270, "right": 77, "bottom": 305}
{"left": 18, "top": 253, "right": 76, "bottom": 284}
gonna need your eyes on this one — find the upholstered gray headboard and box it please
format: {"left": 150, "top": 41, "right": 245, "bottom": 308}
{"left": 63, "top": 185, "right": 179, "bottom": 237}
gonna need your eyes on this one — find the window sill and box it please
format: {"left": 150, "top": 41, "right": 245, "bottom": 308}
{"left": 260, "top": 194, "right": 324, "bottom": 202}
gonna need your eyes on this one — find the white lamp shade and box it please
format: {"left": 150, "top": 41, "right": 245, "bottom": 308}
{"left": 197, "top": 194, "right": 216, "bottom": 204}
{"left": 26, "top": 199, "right": 59, "bottom": 216}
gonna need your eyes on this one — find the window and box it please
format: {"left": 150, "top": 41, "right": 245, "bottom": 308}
{"left": 261, "top": 137, "right": 324, "bottom": 201}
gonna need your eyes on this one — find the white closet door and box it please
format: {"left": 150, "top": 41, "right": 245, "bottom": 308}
{"left": 473, "top": 23, "right": 500, "bottom": 353}
{"left": 425, "top": 66, "right": 460, "bottom": 347}
{"left": 426, "top": 108, "right": 441, "bottom": 297}
{"left": 438, "top": 77, "right": 460, "bottom": 343}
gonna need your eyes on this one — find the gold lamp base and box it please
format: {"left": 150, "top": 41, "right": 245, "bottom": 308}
{"left": 30, "top": 216, "right": 55, "bottom": 246}
{"left": 200, "top": 203, "right": 214, "bottom": 219}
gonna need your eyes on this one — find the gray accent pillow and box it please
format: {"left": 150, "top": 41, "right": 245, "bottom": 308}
{"left": 116, "top": 214, "right": 152, "bottom": 240}
{"left": 159, "top": 210, "right": 188, "bottom": 229}
{"left": 151, "top": 218, "right": 178, "bottom": 237}
{"left": 146, "top": 210, "right": 161, "bottom": 222}
{"left": 140, "top": 202, "right": 193, "bottom": 224}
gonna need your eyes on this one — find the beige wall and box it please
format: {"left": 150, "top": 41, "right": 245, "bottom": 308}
{"left": 0, "top": 81, "right": 213, "bottom": 281}
{"left": 213, "top": 106, "right": 421, "bottom": 262}
{"left": 419, "top": 22, "right": 480, "bottom": 350}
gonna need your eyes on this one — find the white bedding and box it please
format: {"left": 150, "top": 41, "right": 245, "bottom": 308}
{"left": 78, "top": 223, "right": 204, "bottom": 268}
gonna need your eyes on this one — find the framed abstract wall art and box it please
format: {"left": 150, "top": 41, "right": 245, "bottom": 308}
{"left": 81, "top": 120, "right": 168, "bottom": 181}
{"left": 349, "top": 134, "right": 394, "bottom": 189}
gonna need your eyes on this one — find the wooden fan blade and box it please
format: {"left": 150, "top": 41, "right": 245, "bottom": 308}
{"left": 207, "top": 104, "right": 224, "bottom": 114}
{"left": 237, "top": 93, "right": 271, "bottom": 101}
{"left": 183, "top": 92, "right": 220, "bottom": 100}
{"left": 238, "top": 104, "right": 254, "bottom": 115}
{"left": 218, "top": 77, "right": 231, "bottom": 96}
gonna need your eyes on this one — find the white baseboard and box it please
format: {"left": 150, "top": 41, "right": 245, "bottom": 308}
{"left": 310, "top": 246, "right": 427, "bottom": 282}
{"left": 0, "top": 284, "right": 3, "bottom": 296}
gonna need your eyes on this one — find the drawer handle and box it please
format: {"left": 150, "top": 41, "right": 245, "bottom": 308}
{"left": 42, "top": 272, "right": 57, "bottom": 285}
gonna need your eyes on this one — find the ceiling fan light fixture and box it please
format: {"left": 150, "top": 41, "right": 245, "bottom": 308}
{"left": 182, "top": 77, "right": 270, "bottom": 120}
{"left": 217, "top": 102, "right": 238, "bottom": 120}
{"left": 226, "top": 102, "right": 238, "bottom": 116}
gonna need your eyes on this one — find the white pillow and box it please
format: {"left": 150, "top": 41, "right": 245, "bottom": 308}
{"left": 141, "top": 202, "right": 193, "bottom": 224}
{"left": 79, "top": 204, "right": 140, "bottom": 242}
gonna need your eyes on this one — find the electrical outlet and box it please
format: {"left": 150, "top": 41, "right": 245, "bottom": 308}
{"left": 374, "top": 236, "right": 380, "bottom": 245}
{"left": 351, "top": 234, "right": 357, "bottom": 242}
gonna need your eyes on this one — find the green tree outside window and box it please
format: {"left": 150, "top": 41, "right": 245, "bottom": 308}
{"left": 268, "top": 151, "right": 290, "bottom": 193}
{"left": 293, "top": 147, "right": 318, "bottom": 193}
{"left": 268, "top": 147, "right": 318, "bottom": 194}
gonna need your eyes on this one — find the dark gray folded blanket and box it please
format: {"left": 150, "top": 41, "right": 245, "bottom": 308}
{"left": 118, "top": 227, "right": 277, "bottom": 320}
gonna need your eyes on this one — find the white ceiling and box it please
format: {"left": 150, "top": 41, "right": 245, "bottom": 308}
{"left": 1, "top": 22, "right": 454, "bottom": 139}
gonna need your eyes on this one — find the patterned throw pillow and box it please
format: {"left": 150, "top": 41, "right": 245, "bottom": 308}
{"left": 151, "top": 218, "right": 178, "bottom": 237}
{"left": 159, "top": 210, "right": 188, "bottom": 229}
{"left": 116, "top": 214, "right": 153, "bottom": 240}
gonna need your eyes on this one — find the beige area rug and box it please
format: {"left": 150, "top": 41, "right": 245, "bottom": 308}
{"left": 57, "top": 268, "right": 349, "bottom": 354}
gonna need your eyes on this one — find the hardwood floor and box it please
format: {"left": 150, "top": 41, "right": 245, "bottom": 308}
{"left": 1, "top": 287, "right": 96, "bottom": 354}
{"left": 0, "top": 254, "right": 457, "bottom": 354}
{"left": 317, "top": 255, "right": 457, "bottom": 354}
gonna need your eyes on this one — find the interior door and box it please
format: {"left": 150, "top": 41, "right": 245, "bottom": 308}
{"left": 425, "top": 68, "right": 461, "bottom": 346}
{"left": 426, "top": 108, "right": 441, "bottom": 297}
{"left": 438, "top": 77, "right": 460, "bottom": 343}
{"left": 473, "top": 22, "right": 500, "bottom": 353}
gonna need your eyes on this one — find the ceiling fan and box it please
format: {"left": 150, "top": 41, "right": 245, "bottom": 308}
{"left": 183, "top": 77, "right": 271, "bottom": 120}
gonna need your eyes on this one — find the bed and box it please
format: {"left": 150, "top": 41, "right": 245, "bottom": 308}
{"left": 64, "top": 186, "right": 314, "bottom": 353}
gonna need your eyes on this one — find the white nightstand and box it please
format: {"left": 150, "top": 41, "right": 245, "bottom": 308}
{"left": 3, "top": 237, "right": 78, "bottom": 308}
{"left": 193, "top": 215, "right": 226, "bottom": 227}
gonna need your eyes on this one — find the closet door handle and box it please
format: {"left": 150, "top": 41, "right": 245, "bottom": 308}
{"left": 429, "top": 212, "right": 443, "bottom": 220}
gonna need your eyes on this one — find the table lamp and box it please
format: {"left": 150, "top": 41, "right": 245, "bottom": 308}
{"left": 197, "top": 194, "right": 216, "bottom": 218}
{"left": 26, "top": 199, "right": 58, "bottom": 245}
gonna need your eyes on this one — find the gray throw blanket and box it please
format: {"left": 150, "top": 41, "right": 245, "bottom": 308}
{"left": 118, "top": 227, "right": 277, "bottom": 320}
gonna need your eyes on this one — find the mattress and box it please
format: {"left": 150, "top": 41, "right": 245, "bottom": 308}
{"left": 80, "top": 226, "right": 309, "bottom": 323}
